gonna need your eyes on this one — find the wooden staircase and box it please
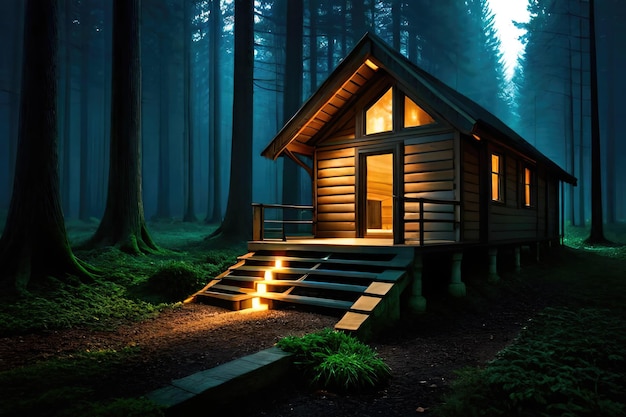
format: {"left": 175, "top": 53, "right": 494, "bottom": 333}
{"left": 191, "top": 242, "right": 415, "bottom": 339}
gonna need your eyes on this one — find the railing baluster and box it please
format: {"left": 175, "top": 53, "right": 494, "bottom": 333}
{"left": 419, "top": 199, "right": 425, "bottom": 246}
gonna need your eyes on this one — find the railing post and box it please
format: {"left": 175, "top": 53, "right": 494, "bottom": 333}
{"left": 252, "top": 204, "right": 264, "bottom": 241}
{"left": 419, "top": 199, "right": 425, "bottom": 246}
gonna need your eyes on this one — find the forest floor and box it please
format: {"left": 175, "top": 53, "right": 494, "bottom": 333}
{"left": 1, "top": 221, "right": 625, "bottom": 416}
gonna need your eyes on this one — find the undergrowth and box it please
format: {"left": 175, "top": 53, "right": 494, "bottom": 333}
{"left": 436, "top": 307, "right": 626, "bottom": 417}
{"left": 277, "top": 328, "right": 391, "bottom": 393}
{"left": 0, "top": 232, "right": 239, "bottom": 334}
{"left": 0, "top": 347, "right": 164, "bottom": 417}
{"left": 0, "top": 221, "right": 239, "bottom": 416}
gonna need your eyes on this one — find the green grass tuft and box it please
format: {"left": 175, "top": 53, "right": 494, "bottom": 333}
{"left": 277, "top": 328, "right": 391, "bottom": 393}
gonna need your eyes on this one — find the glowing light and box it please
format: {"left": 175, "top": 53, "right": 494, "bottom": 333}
{"left": 257, "top": 283, "right": 267, "bottom": 294}
{"left": 275, "top": 259, "right": 282, "bottom": 268}
{"left": 365, "top": 59, "right": 379, "bottom": 71}
{"left": 252, "top": 297, "right": 261, "bottom": 308}
{"left": 472, "top": 134, "right": 481, "bottom": 141}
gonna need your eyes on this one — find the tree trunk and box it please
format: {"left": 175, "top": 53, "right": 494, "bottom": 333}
{"left": 154, "top": 31, "right": 171, "bottom": 220}
{"left": 5, "top": 0, "right": 24, "bottom": 206}
{"left": 88, "top": 0, "right": 158, "bottom": 254}
{"left": 183, "top": 0, "right": 196, "bottom": 222}
{"left": 210, "top": 0, "right": 254, "bottom": 240}
{"left": 351, "top": 0, "right": 366, "bottom": 42}
{"left": 206, "top": 0, "right": 222, "bottom": 223}
{"left": 604, "top": 33, "right": 615, "bottom": 225}
{"left": 577, "top": 18, "right": 585, "bottom": 227}
{"left": 60, "top": 0, "right": 72, "bottom": 216}
{"left": 0, "top": 0, "right": 92, "bottom": 291}
{"left": 308, "top": 0, "right": 318, "bottom": 94}
{"left": 585, "top": 0, "right": 607, "bottom": 244}
{"left": 281, "top": 0, "right": 303, "bottom": 233}
{"left": 392, "top": 0, "right": 401, "bottom": 51}
{"left": 79, "top": 2, "right": 92, "bottom": 221}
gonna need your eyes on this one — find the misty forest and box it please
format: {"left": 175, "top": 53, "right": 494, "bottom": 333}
{"left": 0, "top": 0, "right": 626, "bottom": 416}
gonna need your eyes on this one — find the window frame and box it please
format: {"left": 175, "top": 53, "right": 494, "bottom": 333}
{"left": 364, "top": 87, "right": 394, "bottom": 136}
{"left": 491, "top": 153, "right": 504, "bottom": 203}
{"left": 522, "top": 165, "right": 536, "bottom": 208}
{"left": 362, "top": 86, "right": 438, "bottom": 137}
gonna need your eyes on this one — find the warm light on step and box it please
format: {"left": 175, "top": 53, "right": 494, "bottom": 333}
{"left": 275, "top": 259, "right": 282, "bottom": 268}
{"left": 251, "top": 297, "right": 268, "bottom": 310}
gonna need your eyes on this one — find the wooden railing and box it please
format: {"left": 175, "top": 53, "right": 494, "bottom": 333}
{"left": 400, "top": 197, "right": 461, "bottom": 246}
{"left": 252, "top": 203, "right": 314, "bottom": 241}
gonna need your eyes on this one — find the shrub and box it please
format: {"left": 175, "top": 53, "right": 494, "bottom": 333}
{"left": 277, "top": 328, "right": 390, "bottom": 393}
{"left": 146, "top": 261, "right": 203, "bottom": 301}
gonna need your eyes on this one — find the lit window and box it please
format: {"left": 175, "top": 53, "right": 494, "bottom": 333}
{"left": 365, "top": 88, "right": 393, "bottom": 135}
{"left": 524, "top": 167, "right": 534, "bottom": 207}
{"left": 491, "top": 154, "right": 503, "bottom": 202}
{"left": 404, "top": 96, "right": 435, "bottom": 128}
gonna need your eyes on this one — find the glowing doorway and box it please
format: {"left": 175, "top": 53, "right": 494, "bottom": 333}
{"left": 365, "top": 153, "right": 394, "bottom": 237}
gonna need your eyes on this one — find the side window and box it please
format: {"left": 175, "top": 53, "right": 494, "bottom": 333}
{"left": 523, "top": 166, "right": 535, "bottom": 207}
{"left": 491, "top": 153, "right": 504, "bottom": 202}
{"left": 365, "top": 88, "right": 393, "bottom": 135}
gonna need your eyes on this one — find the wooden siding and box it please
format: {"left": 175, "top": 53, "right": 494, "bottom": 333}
{"left": 488, "top": 151, "right": 539, "bottom": 242}
{"left": 403, "top": 134, "right": 458, "bottom": 243}
{"left": 462, "top": 140, "right": 481, "bottom": 241}
{"left": 316, "top": 147, "right": 356, "bottom": 238}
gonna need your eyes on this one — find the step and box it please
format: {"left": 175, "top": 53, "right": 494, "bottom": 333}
{"left": 209, "top": 284, "right": 254, "bottom": 294}
{"left": 262, "top": 279, "right": 367, "bottom": 293}
{"left": 238, "top": 254, "right": 410, "bottom": 269}
{"left": 236, "top": 265, "right": 379, "bottom": 280}
{"left": 256, "top": 292, "right": 354, "bottom": 310}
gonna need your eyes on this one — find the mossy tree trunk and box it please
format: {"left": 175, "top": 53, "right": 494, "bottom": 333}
{"left": 0, "top": 0, "right": 93, "bottom": 292}
{"left": 88, "top": 0, "right": 158, "bottom": 255}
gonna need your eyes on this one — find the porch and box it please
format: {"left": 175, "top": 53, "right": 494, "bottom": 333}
{"left": 251, "top": 198, "right": 462, "bottom": 246}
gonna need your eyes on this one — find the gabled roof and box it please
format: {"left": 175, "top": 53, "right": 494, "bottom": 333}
{"left": 262, "top": 32, "right": 576, "bottom": 185}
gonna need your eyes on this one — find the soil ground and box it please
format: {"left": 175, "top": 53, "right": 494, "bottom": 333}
{"left": 1, "top": 222, "right": 624, "bottom": 416}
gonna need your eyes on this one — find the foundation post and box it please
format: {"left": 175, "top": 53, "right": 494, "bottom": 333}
{"left": 514, "top": 246, "right": 521, "bottom": 273}
{"left": 488, "top": 247, "right": 500, "bottom": 283}
{"left": 534, "top": 241, "right": 541, "bottom": 262}
{"left": 409, "top": 252, "right": 427, "bottom": 312}
{"left": 448, "top": 252, "right": 466, "bottom": 297}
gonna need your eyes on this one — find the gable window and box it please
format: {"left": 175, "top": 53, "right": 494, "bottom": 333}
{"left": 365, "top": 88, "right": 393, "bottom": 135}
{"left": 523, "top": 167, "right": 534, "bottom": 207}
{"left": 491, "top": 153, "right": 503, "bottom": 202}
{"left": 404, "top": 96, "right": 435, "bottom": 128}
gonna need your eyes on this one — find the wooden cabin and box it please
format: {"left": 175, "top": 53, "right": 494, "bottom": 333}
{"left": 261, "top": 32, "right": 576, "bottom": 246}
{"left": 193, "top": 33, "right": 576, "bottom": 339}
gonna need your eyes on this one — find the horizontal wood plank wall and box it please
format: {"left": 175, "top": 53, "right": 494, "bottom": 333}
{"left": 462, "top": 140, "right": 480, "bottom": 242}
{"left": 316, "top": 147, "right": 356, "bottom": 238}
{"left": 489, "top": 153, "right": 538, "bottom": 242}
{"left": 404, "top": 133, "right": 457, "bottom": 243}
